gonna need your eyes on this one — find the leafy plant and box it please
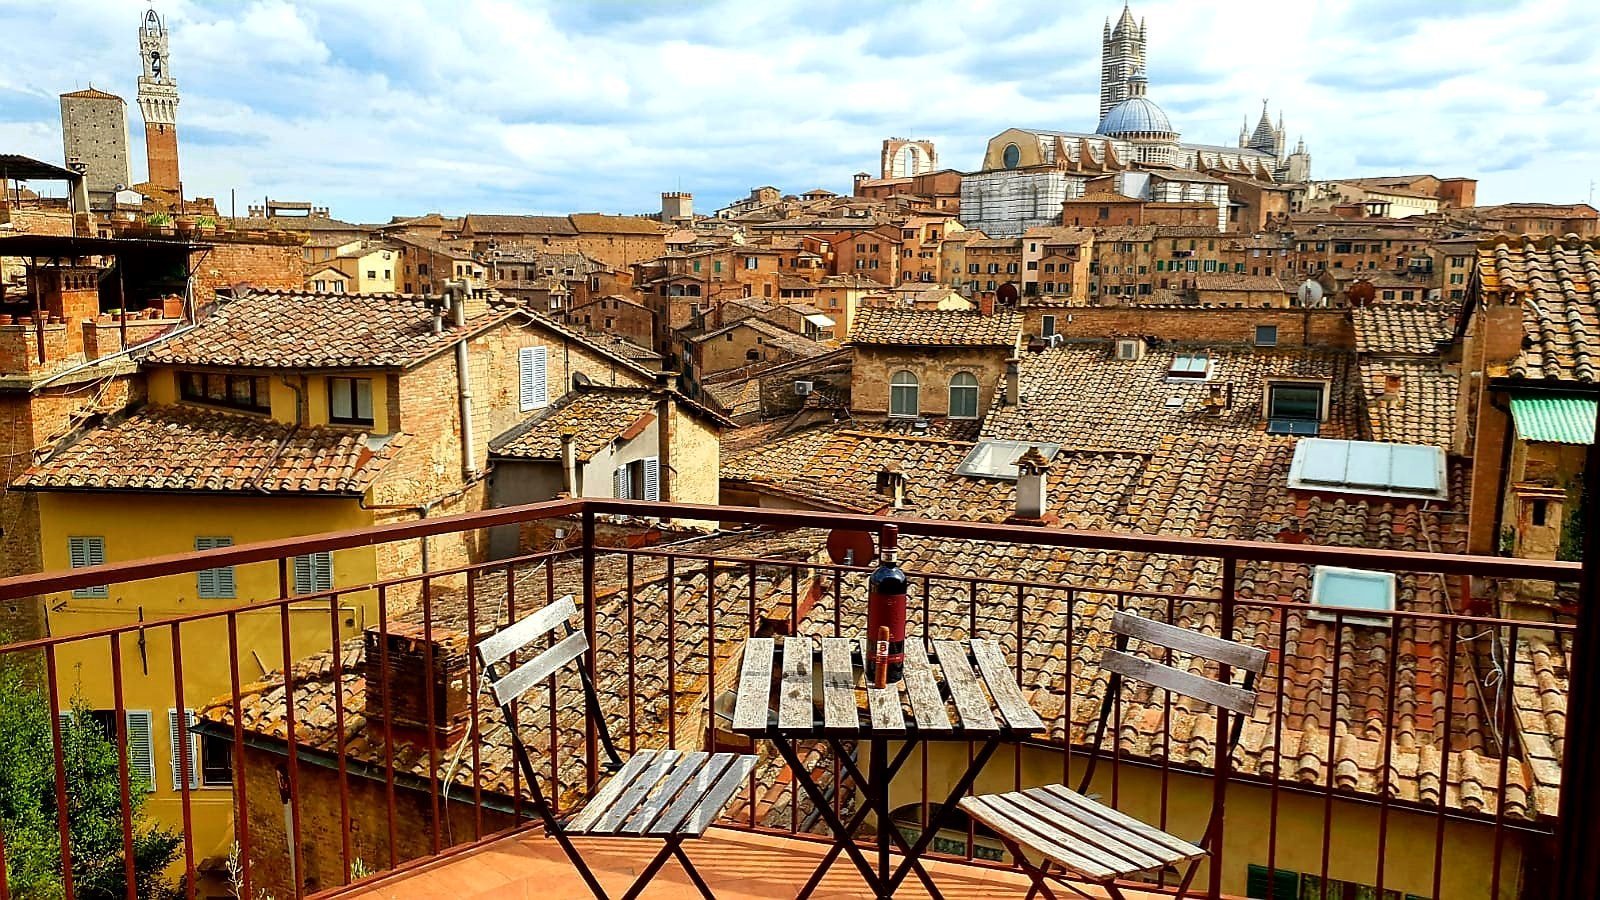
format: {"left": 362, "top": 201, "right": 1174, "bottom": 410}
{"left": 144, "top": 212, "right": 172, "bottom": 226}
{"left": 196, "top": 216, "right": 217, "bottom": 229}
{"left": 0, "top": 668, "right": 182, "bottom": 898}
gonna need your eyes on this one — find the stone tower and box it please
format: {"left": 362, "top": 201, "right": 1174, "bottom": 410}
{"left": 881, "top": 138, "right": 936, "bottom": 179}
{"left": 136, "top": 8, "right": 181, "bottom": 192}
{"left": 1100, "top": 3, "right": 1146, "bottom": 119}
{"left": 59, "top": 87, "right": 132, "bottom": 209}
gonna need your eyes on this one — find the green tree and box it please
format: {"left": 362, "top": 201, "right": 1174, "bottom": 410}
{"left": 0, "top": 666, "right": 182, "bottom": 898}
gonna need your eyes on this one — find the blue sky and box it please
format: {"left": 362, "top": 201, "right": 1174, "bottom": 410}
{"left": 2, "top": 0, "right": 1597, "bottom": 223}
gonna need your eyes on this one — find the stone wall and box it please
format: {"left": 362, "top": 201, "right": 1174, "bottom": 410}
{"left": 853, "top": 345, "right": 1009, "bottom": 418}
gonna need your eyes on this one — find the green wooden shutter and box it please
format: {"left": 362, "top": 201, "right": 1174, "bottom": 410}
{"left": 69, "top": 536, "right": 108, "bottom": 598}
{"left": 1246, "top": 864, "right": 1301, "bottom": 899}
{"left": 195, "top": 537, "right": 235, "bottom": 598}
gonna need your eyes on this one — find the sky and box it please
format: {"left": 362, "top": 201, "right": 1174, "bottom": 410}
{"left": 2, "top": 0, "right": 1597, "bottom": 224}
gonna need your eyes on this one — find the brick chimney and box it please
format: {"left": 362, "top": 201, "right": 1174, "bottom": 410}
{"left": 1004, "top": 357, "right": 1020, "bottom": 406}
{"left": 979, "top": 294, "right": 996, "bottom": 317}
{"left": 364, "top": 622, "right": 472, "bottom": 746}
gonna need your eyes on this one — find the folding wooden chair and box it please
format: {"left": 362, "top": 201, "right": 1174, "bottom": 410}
{"left": 958, "top": 611, "right": 1268, "bottom": 900}
{"left": 477, "top": 594, "right": 758, "bottom": 900}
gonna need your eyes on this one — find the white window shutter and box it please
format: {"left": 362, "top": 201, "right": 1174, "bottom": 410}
{"left": 613, "top": 466, "right": 630, "bottom": 500}
{"left": 315, "top": 552, "right": 333, "bottom": 592}
{"left": 126, "top": 710, "right": 155, "bottom": 791}
{"left": 168, "top": 709, "right": 199, "bottom": 790}
{"left": 643, "top": 457, "right": 661, "bottom": 502}
{"left": 518, "top": 346, "right": 548, "bottom": 411}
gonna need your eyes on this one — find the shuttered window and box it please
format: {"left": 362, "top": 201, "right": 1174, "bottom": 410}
{"left": 168, "top": 709, "right": 200, "bottom": 791}
{"left": 518, "top": 346, "right": 549, "bottom": 411}
{"left": 642, "top": 456, "right": 660, "bottom": 501}
{"left": 59, "top": 710, "right": 154, "bottom": 792}
{"left": 68, "top": 536, "right": 107, "bottom": 598}
{"left": 612, "top": 458, "right": 661, "bottom": 502}
{"left": 194, "top": 536, "right": 235, "bottom": 599}
{"left": 292, "top": 552, "right": 333, "bottom": 596}
{"left": 613, "top": 465, "right": 631, "bottom": 500}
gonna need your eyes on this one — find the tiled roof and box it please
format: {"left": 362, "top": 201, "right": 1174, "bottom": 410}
{"left": 702, "top": 377, "right": 762, "bottom": 419}
{"left": 143, "top": 290, "right": 512, "bottom": 369}
{"left": 1482, "top": 237, "right": 1600, "bottom": 383}
{"left": 463, "top": 214, "right": 578, "bottom": 235}
{"left": 981, "top": 344, "right": 1363, "bottom": 453}
{"left": 691, "top": 318, "right": 825, "bottom": 359}
{"left": 13, "top": 405, "right": 400, "bottom": 495}
{"left": 1514, "top": 634, "right": 1570, "bottom": 812}
{"left": 1353, "top": 303, "right": 1456, "bottom": 355}
{"left": 490, "top": 388, "right": 658, "bottom": 462}
{"left": 850, "top": 308, "right": 1021, "bottom": 348}
{"left": 1360, "top": 359, "right": 1460, "bottom": 449}
{"left": 1191, "top": 273, "right": 1288, "bottom": 293}
{"left": 61, "top": 86, "right": 123, "bottom": 100}
{"left": 568, "top": 214, "right": 665, "bottom": 235}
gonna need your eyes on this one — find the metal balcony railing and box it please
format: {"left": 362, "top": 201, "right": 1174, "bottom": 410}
{"left": 0, "top": 498, "right": 1583, "bottom": 900}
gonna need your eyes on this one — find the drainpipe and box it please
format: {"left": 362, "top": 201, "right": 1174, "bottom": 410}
{"left": 279, "top": 373, "right": 306, "bottom": 426}
{"left": 656, "top": 371, "right": 675, "bottom": 508}
{"left": 560, "top": 429, "right": 579, "bottom": 496}
{"left": 446, "top": 280, "right": 479, "bottom": 480}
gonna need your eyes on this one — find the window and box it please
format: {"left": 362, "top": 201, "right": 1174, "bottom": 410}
{"left": 179, "top": 372, "right": 271, "bottom": 413}
{"left": 889, "top": 371, "right": 919, "bottom": 418}
{"left": 292, "top": 552, "right": 333, "bottom": 596}
{"left": 1002, "top": 142, "right": 1021, "bottom": 168}
{"left": 328, "top": 377, "right": 374, "bottom": 426}
{"left": 1310, "top": 567, "right": 1398, "bottom": 629}
{"left": 1167, "top": 353, "right": 1211, "bottom": 380}
{"left": 1268, "top": 383, "right": 1323, "bottom": 422}
{"left": 611, "top": 457, "right": 661, "bottom": 501}
{"left": 1041, "top": 315, "right": 1057, "bottom": 339}
{"left": 169, "top": 709, "right": 200, "bottom": 790}
{"left": 366, "top": 270, "right": 377, "bottom": 279}
{"left": 713, "top": 260, "right": 722, "bottom": 273}
{"left": 194, "top": 537, "right": 235, "bottom": 599}
{"left": 948, "top": 372, "right": 980, "bottom": 419}
{"left": 69, "top": 536, "right": 107, "bottom": 598}
{"left": 61, "top": 710, "right": 154, "bottom": 791}
{"left": 1116, "top": 339, "right": 1142, "bottom": 361}
{"left": 518, "top": 346, "right": 549, "bottom": 411}
{"left": 956, "top": 440, "right": 1062, "bottom": 480}
{"left": 383, "top": 269, "right": 391, "bottom": 279}
{"left": 744, "top": 256, "right": 758, "bottom": 269}
{"left": 1254, "top": 324, "right": 1279, "bottom": 347}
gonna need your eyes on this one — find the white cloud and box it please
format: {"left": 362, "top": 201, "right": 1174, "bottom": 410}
{"left": 0, "top": 0, "right": 1595, "bottom": 220}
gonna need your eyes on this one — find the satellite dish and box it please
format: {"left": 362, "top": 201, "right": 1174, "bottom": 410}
{"left": 1297, "top": 279, "right": 1325, "bottom": 308}
{"left": 826, "top": 529, "right": 876, "bottom": 566}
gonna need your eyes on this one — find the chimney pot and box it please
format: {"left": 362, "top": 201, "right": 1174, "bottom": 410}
{"left": 1012, "top": 445, "right": 1052, "bottom": 521}
{"left": 1004, "top": 358, "right": 1021, "bottom": 406}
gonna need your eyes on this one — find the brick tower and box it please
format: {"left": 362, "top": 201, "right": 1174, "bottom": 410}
{"left": 136, "top": 8, "right": 180, "bottom": 192}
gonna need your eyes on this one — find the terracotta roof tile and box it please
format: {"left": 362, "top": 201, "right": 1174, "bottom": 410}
{"left": 1485, "top": 237, "right": 1600, "bottom": 383}
{"left": 1353, "top": 303, "right": 1456, "bottom": 355}
{"left": 1360, "top": 359, "right": 1459, "bottom": 448}
{"left": 13, "top": 405, "right": 401, "bottom": 494}
{"left": 464, "top": 214, "right": 578, "bottom": 235}
{"left": 144, "top": 290, "right": 511, "bottom": 369}
{"left": 490, "top": 388, "right": 658, "bottom": 462}
{"left": 850, "top": 308, "right": 1021, "bottom": 348}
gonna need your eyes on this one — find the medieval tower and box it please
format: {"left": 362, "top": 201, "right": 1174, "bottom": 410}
{"left": 136, "top": 8, "right": 180, "bottom": 192}
{"left": 1099, "top": 3, "right": 1146, "bottom": 120}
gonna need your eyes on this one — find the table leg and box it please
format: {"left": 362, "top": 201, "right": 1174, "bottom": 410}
{"left": 773, "top": 737, "right": 883, "bottom": 898}
{"left": 873, "top": 737, "right": 889, "bottom": 897}
{"left": 825, "top": 738, "right": 943, "bottom": 899}
{"left": 884, "top": 736, "right": 1004, "bottom": 896}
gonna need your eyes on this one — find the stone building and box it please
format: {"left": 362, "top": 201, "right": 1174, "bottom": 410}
{"left": 848, "top": 305, "right": 1021, "bottom": 426}
{"left": 881, "top": 138, "right": 937, "bottom": 178}
{"left": 58, "top": 88, "right": 132, "bottom": 209}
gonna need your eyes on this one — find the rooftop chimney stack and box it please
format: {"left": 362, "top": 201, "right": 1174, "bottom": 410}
{"left": 1012, "top": 446, "right": 1053, "bottom": 523}
{"left": 979, "top": 294, "right": 996, "bottom": 317}
{"left": 1382, "top": 373, "right": 1403, "bottom": 405}
{"left": 1004, "top": 358, "right": 1021, "bottom": 406}
{"left": 560, "top": 428, "right": 579, "bottom": 496}
{"left": 364, "top": 622, "right": 472, "bottom": 747}
{"left": 876, "top": 464, "right": 907, "bottom": 510}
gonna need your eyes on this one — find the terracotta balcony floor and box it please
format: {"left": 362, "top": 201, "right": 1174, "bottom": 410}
{"left": 324, "top": 826, "right": 1197, "bottom": 899}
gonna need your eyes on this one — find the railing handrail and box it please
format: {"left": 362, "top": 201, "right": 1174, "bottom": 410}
{"left": 0, "top": 496, "right": 1578, "bottom": 604}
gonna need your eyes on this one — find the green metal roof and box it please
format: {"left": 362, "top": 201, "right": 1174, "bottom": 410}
{"left": 1510, "top": 394, "right": 1597, "bottom": 445}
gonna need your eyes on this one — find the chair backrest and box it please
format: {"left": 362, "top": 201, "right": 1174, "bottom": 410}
{"left": 1099, "top": 611, "right": 1268, "bottom": 716}
{"left": 477, "top": 594, "right": 588, "bottom": 709}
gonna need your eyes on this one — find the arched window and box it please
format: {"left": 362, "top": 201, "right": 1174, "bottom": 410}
{"left": 889, "top": 371, "right": 919, "bottom": 418}
{"left": 948, "top": 372, "right": 979, "bottom": 419}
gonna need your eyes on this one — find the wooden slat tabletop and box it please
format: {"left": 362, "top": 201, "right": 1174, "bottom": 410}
{"left": 728, "top": 636, "right": 1043, "bottom": 739}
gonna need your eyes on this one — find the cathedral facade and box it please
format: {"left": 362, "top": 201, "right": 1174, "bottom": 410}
{"left": 961, "top": 3, "right": 1311, "bottom": 237}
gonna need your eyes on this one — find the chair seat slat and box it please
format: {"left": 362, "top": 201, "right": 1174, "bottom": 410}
{"left": 476, "top": 594, "right": 577, "bottom": 668}
{"left": 590, "top": 752, "right": 685, "bottom": 835}
{"left": 563, "top": 750, "right": 659, "bottom": 834}
{"left": 619, "top": 752, "right": 713, "bottom": 835}
{"left": 958, "top": 796, "right": 1118, "bottom": 881}
{"left": 645, "top": 753, "right": 744, "bottom": 836}
{"left": 670, "top": 754, "right": 760, "bottom": 836}
{"left": 1037, "top": 785, "right": 1207, "bottom": 860}
{"left": 1002, "top": 791, "right": 1167, "bottom": 872}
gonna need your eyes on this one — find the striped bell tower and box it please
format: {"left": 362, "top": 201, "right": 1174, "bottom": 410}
{"left": 1099, "top": 3, "right": 1147, "bottom": 120}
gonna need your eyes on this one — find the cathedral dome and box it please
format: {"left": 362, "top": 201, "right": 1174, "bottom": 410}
{"left": 1096, "top": 96, "right": 1173, "bottom": 137}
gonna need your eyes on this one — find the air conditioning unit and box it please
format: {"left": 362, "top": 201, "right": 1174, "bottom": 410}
{"left": 794, "top": 380, "right": 814, "bottom": 396}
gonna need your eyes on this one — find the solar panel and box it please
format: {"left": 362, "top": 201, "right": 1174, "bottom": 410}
{"left": 1288, "top": 438, "right": 1446, "bottom": 499}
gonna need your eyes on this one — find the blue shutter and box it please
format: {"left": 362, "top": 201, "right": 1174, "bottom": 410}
{"left": 293, "top": 553, "right": 331, "bottom": 595}
{"left": 126, "top": 710, "right": 156, "bottom": 791}
{"left": 69, "top": 537, "right": 108, "bottom": 598}
{"left": 195, "top": 537, "right": 235, "bottom": 599}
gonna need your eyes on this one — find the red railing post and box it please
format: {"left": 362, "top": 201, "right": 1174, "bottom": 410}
{"left": 581, "top": 506, "right": 599, "bottom": 791}
{"left": 1555, "top": 401, "right": 1600, "bottom": 897}
{"left": 1209, "top": 556, "right": 1236, "bottom": 899}
{"left": 44, "top": 645, "right": 74, "bottom": 900}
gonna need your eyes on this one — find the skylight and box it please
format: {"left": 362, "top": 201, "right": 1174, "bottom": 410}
{"left": 1309, "top": 566, "right": 1396, "bottom": 628}
{"left": 1287, "top": 438, "right": 1446, "bottom": 500}
{"left": 955, "top": 440, "right": 1062, "bottom": 481}
{"left": 1167, "top": 353, "right": 1211, "bottom": 380}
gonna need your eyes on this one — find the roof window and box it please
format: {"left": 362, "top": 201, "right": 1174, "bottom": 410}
{"left": 1287, "top": 438, "right": 1447, "bottom": 500}
{"left": 1309, "top": 566, "right": 1395, "bottom": 628}
{"left": 1115, "top": 338, "right": 1143, "bottom": 360}
{"left": 1167, "top": 353, "right": 1211, "bottom": 380}
{"left": 956, "top": 440, "right": 1062, "bottom": 481}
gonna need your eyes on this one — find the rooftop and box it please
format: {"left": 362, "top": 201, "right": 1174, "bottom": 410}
{"left": 1353, "top": 303, "right": 1456, "bottom": 356}
{"left": 850, "top": 308, "right": 1021, "bottom": 348}
{"left": 1480, "top": 236, "right": 1600, "bottom": 383}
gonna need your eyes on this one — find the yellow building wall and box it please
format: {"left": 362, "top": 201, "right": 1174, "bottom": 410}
{"left": 145, "top": 367, "right": 396, "bottom": 434}
{"left": 896, "top": 742, "right": 1526, "bottom": 900}
{"left": 37, "top": 491, "right": 378, "bottom": 875}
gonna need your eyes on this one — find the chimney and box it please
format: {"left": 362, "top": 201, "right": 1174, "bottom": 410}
{"left": 1381, "top": 373, "right": 1403, "bottom": 405}
{"left": 364, "top": 622, "right": 472, "bottom": 746}
{"left": 876, "top": 464, "right": 907, "bottom": 509}
{"left": 1010, "top": 446, "right": 1055, "bottom": 524}
{"left": 560, "top": 428, "right": 579, "bottom": 496}
{"left": 979, "top": 293, "right": 996, "bottom": 317}
{"left": 1004, "top": 357, "right": 1021, "bottom": 406}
